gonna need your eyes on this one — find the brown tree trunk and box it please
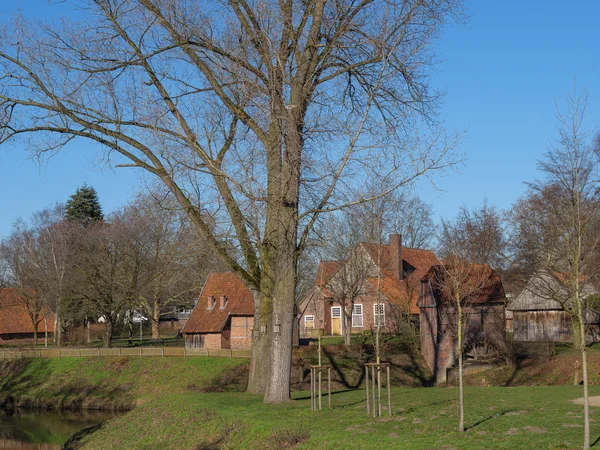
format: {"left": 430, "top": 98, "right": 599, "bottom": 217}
{"left": 152, "top": 295, "right": 161, "bottom": 341}
{"left": 104, "top": 321, "right": 113, "bottom": 348}
{"left": 344, "top": 311, "right": 352, "bottom": 346}
{"left": 32, "top": 312, "right": 39, "bottom": 346}
{"left": 247, "top": 288, "right": 271, "bottom": 395}
{"left": 85, "top": 316, "right": 90, "bottom": 344}
{"left": 264, "top": 254, "right": 296, "bottom": 404}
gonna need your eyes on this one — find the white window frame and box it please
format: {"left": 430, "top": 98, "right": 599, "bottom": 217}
{"left": 352, "top": 304, "right": 363, "bottom": 328}
{"left": 304, "top": 314, "right": 315, "bottom": 329}
{"left": 373, "top": 303, "right": 385, "bottom": 326}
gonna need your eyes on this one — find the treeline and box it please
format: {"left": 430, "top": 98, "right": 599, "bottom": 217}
{"left": 0, "top": 186, "right": 224, "bottom": 347}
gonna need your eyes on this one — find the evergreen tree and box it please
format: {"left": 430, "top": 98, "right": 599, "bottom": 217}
{"left": 65, "top": 185, "right": 104, "bottom": 227}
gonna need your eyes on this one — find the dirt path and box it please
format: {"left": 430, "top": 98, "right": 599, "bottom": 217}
{"left": 572, "top": 396, "right": 600, "bottom": 406}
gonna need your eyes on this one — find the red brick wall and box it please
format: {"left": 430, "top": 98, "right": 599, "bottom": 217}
{"left": 298, "top": 289, "right": 325, "bottom": 337}
{"left": 230, "top": 316, "right": 253, "bottom": 350}
{"left": 420, "top": 303, "right": 506, "bottom": 383}
{"left": 204, "top": 333, "right": 222, "bottom": 349}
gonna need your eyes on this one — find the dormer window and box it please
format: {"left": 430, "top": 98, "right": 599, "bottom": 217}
{"left": 207, "top": 295, "right": 216, "bottom": 310}
{"left": 219, "top": 295, "right": 228, "bottom": 309}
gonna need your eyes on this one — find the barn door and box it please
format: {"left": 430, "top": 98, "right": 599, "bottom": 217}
{"left": 331, "top": 306, "right": 342, "bottom": 336}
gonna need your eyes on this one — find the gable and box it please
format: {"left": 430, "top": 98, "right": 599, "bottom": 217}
{"left": 183, "top": 272, "right": 254, "bottom": 334}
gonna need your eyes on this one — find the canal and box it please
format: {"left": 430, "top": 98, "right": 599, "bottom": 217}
{"left": 0, "top": 409, "right": 118, "bottom": 449}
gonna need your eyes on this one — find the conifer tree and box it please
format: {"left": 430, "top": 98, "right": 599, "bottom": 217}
{"left": 65, "top": 185, "right": 104, "bottom": 227}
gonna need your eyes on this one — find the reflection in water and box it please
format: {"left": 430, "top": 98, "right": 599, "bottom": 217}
{"left": 0, "top": 410, "right": 119, "bottom": 450}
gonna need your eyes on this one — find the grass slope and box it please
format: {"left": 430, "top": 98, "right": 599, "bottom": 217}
{"left": 0, "top": 357, "right": 246, "bottom": 410}
{"left": 79, "top": 385, "right": 600, "bottom": 450}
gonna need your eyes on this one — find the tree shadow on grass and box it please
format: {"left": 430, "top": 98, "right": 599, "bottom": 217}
{"left": 465, "top": 410, "right": 512, "bottom": 431}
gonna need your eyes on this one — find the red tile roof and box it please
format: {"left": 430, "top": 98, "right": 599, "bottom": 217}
{"left": 0, "top": 289, "right": 55, "bottom": 335}
{"left": 316, "top": 261, "right": 342, "bottom": 288}
{"left": 362, "top": 243, "right": 441, "bottom": 314}
{"left": 183, "top": 272, "right": 254, "bottom": 334}
{"left": 422, "top": 264, "right": 506, "bottom": 305}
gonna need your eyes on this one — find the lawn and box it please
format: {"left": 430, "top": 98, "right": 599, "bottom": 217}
{"left": 79, "top": 384, "right": 600, "bottom": 449}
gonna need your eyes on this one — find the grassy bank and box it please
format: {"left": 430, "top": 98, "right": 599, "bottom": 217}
{"left": 0, "top": 357, "right": 246, "bottom": 411}
{"left": 78, "top": 385, "right": 600, "bottom": 449}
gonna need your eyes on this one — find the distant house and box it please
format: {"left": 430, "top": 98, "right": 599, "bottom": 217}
{"left": 0, "top": 288, "right": 55, "bottom": 343}
{"left": 159, "top": 305, "right": 194, "bottom": 331}
{"left": 297, "top": 234, "right": 440, "bottom": 338}
{"left": 418, "top": 265, "right": 506, "bottom": 382}
{"left": 507, "top": 272, "right": 600, "bottom": 343}
{"left": 182, "top": 272, "right": 254, "bottom": 350}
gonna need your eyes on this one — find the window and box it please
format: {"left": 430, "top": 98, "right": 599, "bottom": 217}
{"left": 352, "top": 304, "right": 363, "bottom": 327}
{"left": 305, "top": 315, "right": 315, "bottom": 329}
{"left": 373, "top": 303, "right": 385, "bottom": 326}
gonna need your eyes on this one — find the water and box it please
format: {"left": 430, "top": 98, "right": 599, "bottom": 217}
{"left": 0, "top": 409, "right": 118, "bottom": 449}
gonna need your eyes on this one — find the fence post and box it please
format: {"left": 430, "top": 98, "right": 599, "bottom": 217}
{"left": 78, "top": 349, "right": 81, "bottom": 357}
{"left": 162, "top": 347, "right": 165, "bottom": 358}
{"left": 97, "top": 348, "right": 100, "bottom": 357}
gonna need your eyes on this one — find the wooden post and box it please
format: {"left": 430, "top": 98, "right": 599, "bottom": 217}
{"left": 377, "top": 365, "right": 382, "bottom": 417}
{"left": 310, "top": 367, "right": 315, "bottom": 411}
{"left": 318, "top": 368, "right": 322, "bottom": 410}
{"left": 387, "top": 365, "right": 392, "bottom": 416}
{"left": 365, "top": 365, "right": 370, "bottom": 415}
{"left": 328, "top": 366, "right": 331, "bottom": 409}
{"left": 371, "top": 365, "right": 376, "bottom": 417}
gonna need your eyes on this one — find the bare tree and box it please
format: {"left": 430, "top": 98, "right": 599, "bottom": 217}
{"left": 71, "top": 220, "right": 132, "bottom": 348}
{"left": 510, "top": 86, "right": 599, "bottom": 449}
{"left": 390, "top": 193, "right": 437, "bottom": 249}
{"left": 119, "top": 191, "right": 224, "bottom": 341}
{"left": 0, "top": 208, "right": 73, "bottom": 346}
{"left": 0, "top": 0, "right": 461, "bottom": 403}
{"left": 319, "top": 213, "right": 371, "bottom": 346}
{"left": 439, "top": 201, "right": 507, "bottom": 270}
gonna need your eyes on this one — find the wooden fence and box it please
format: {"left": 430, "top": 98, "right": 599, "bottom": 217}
{"left": 0, "top": 347, "right": 251, "bottom": 360}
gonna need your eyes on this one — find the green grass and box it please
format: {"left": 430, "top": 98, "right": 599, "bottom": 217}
{"left": 79, "top": 385, "right": 600, "bottom": 450}
{"left": 0, "top": 357, "right": 246, "bottom": 410}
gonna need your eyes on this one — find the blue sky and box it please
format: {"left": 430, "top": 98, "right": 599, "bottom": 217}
{"left": 1, "top": 0, "right": 600, "bottom": 238}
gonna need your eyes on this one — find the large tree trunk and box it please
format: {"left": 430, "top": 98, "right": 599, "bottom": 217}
{"left": 264, "top": 249, "right": 296, "bottom": 404}
{"left": 151, "top": 295, "right": 161, "bottom": 341}
{"left": 104, "top": 320, "right": 113, "bottom": 348}
{"left": 263, "top": 122, "right": 300, "bottom": 403}
{"left": 248, "top": 288, "right": 271, "bottom": 395}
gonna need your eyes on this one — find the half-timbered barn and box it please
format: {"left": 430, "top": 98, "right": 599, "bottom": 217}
{"left": 507, "top": 272, "right": 600, "bottom": 342}
{"left": 183, "top": 272, "right": 254, "bottom": 350}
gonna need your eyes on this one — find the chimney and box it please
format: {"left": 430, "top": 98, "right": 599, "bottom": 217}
{"left": 207, "top": 295, "right": 216, "bottom": 309}
{"left": 219, "top": 295, "right": 227, "bottom": 309}
{"left": 389, "top": 234, "right": 403, "bottom": 280}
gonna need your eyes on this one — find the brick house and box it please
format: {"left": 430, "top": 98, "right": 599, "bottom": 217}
{"left": 418, "top": 265, "right": 506, "bottom": 382}
{"left": 297, "top": 234, "right": 440, "bottom": 338}
{"left": 0, "top": 288, "right": 55, "bottom": 343}
{"left": 183, "top": 272, "right": 254, "bottom": 350}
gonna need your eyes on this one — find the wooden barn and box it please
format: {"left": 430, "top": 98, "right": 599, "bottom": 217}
{"left": 182, "top": 272, "right": 254, "bottom": 350}
{"left": 507, "top": 272, "right": 600, "bottom": 342}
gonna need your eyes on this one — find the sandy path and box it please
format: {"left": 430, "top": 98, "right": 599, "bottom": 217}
{"left": 572, "top": 396, "right": 600, "bottom": 406}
